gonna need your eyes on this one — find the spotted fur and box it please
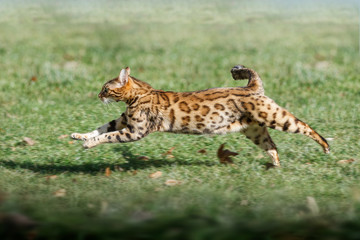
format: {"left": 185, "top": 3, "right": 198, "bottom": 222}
{"left": 71, "top": 65, "right": 330, "bottom": 166}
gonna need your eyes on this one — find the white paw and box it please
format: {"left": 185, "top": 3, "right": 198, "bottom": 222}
{"left": 71, "top": 133, "right": 88, "bottom": 141}
{"left": 324, "top": 147, "right": 330, "bottom": 154}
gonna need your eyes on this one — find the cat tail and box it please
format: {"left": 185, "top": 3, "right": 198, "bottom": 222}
{"left": 230, "top": 65, "right": 264, "bottom": 95}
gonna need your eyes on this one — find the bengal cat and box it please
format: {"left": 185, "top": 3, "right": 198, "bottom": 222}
{"left": 71, "top": 65, "right": 330, "bottom": 166}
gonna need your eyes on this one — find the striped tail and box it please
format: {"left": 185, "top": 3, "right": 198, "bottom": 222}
{"left": 231, "top": 65, "right": 264, "bottom": 95}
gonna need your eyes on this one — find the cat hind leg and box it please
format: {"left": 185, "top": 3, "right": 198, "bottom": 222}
{"left": 249, "top": 100, "right": 330, "bottom": 154}
{"left": 241, "top": 124, "right": 281, "bottom": 166}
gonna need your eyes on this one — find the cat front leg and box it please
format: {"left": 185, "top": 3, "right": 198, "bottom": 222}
{"left": 71, "top": 113, "right": 127, "bottom": 140}
{"left": 83, "top": 124, "right": 150, "bottom": 149}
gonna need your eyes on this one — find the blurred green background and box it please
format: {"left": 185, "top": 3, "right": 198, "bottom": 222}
{"left": 0, "top": 0, "right": 359, "bottom": 239}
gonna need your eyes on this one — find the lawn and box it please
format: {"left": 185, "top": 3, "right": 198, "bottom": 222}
{"left": 0, "top": 0, "right": 360, "bottom": 239}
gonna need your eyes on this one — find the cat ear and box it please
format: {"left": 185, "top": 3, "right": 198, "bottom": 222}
{"left": 118, "top": 67, "right": 131, "bottom": 86}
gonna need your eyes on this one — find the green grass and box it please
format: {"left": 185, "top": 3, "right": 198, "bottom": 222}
{"left": 0, "top": 0, "right": 360, "bottom": 239}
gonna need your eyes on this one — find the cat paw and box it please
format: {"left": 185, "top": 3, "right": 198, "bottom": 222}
{"left": 71, "top": 133, "right": 88, "bottom": 141}
{"left": 324, "top": 147, "right": 330, "bottom": 154}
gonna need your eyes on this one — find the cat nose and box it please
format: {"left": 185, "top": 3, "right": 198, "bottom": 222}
{"left": 98, "top": 93, "right": 102, "bottom": 98}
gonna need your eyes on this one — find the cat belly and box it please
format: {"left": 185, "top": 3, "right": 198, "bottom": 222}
{"left": 167, "top": 120, "right": 248, "bottom": 135}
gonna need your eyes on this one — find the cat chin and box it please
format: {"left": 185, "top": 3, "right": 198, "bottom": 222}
{"left": 102, "top": 98, "right": 115, "bottom": 104}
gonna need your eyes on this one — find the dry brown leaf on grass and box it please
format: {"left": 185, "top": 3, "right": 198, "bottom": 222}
{"left": 217, "top": 143, "right": 238, "bottom": 164}
{"left": 337, "top": 159, "right": 355, "bottom": 164}
{"left": 138, "top": 156, "right": 149, "bottom": 161}
{"left": 58, "top": 134, "right": 69, "bottom": 139}
{"left": 149, "top": 171, "right": 162, "bottom": 179}
{"left": 23, "top": 137, "right": 35, "bottom": 146}
{"left": 198, "top": 149, "right": 207, "bottom": 154}
{"left": 105, "top": 167, "right": 111, "bottom": 177}
{"left": 130, "top": 170, "right": 138, "bottom": 175}
{"left": 163, "top": 147, "right": 175, "bottom": 155}
{"left": 68, "top": 141, "right": 74, "bottom": 145}
{"left": 165, "top": 179, "right": 181, "bottom": 186}
{"left": 30, "top": 76, "right": 37, "bottom": 82}
{"left": 45, "top": 175, "right": 57, "bottom": 181}
{"left": 162, "top": 147, "right": 175, "bottom": 158}
{"left": 53, "top": 189, "right": 66, "bottom": 197}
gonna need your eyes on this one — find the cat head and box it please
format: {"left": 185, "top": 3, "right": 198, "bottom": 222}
{"left": 98, "top": 67, "right": 133, "bottom": 103}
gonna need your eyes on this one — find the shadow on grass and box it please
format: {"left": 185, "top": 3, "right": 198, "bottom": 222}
{"left": 0, "top": 145, "right": 216, "bottom": 174}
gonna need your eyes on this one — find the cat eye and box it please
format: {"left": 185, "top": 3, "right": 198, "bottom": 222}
{"left": 103, "top": 88, "right": 109, "bottom": 93}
